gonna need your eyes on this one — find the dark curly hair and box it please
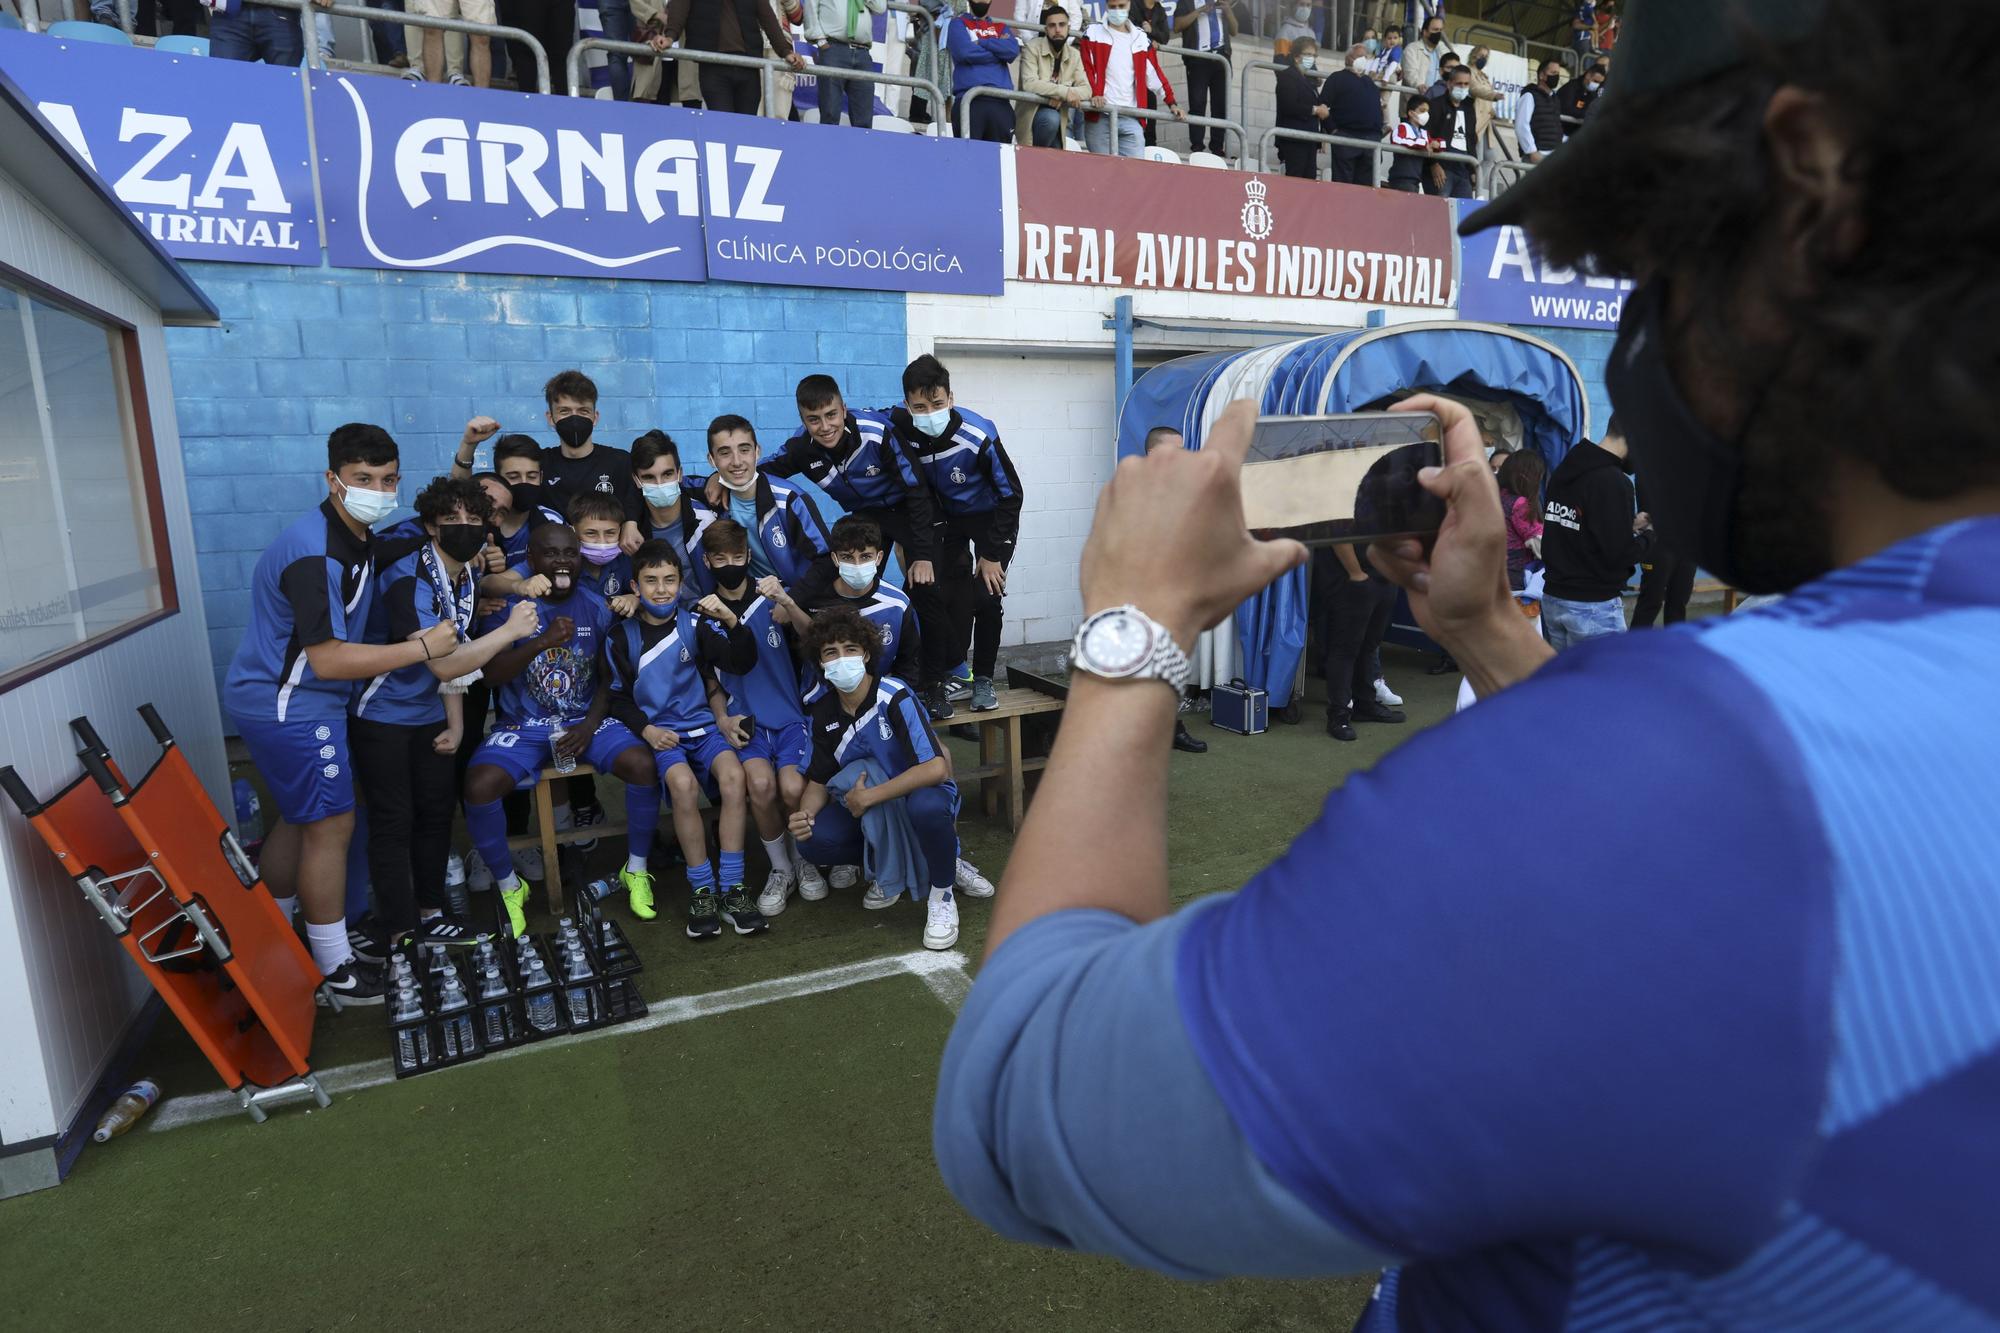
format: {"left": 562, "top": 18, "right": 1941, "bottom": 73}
{"left": 1508, "top": 0, "right": 1993, "bottom": 586}
{"left": 803, "top": 604, "right": 879, "bottom": 674}
{"left": 414, "top": 474, "right": 493, "bottom": 525}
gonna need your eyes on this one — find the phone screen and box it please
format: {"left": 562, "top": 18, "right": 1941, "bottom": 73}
{"left": 1241, "top": 412, "right": 1445, "bottom": 547}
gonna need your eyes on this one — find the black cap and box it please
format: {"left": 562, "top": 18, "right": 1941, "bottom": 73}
{"left": 1459, "top": 0, "right": 1829, "bottom": 237}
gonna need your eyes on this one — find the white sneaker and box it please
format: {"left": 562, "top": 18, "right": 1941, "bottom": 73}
{"left": 757, "top": 867, "right": 793, "bottom": 917}
{"left": 464, "top": 848, "right": 494, "bottom": 893}
{"left": 923, "top": 890, "right": 959, "bottom": 950}
{"left": 1374, "top": 678, "right": 1403, "bottom": 708}
{"left": 862, "top": 882, "right": 897, "bottom": 910}
{"left": 515, "top": 844, "right": 545, "bottom": 882}
{"left": 796, "top": 862, "right": 829, "bottom": 901}
{"left": 445, "top": 852, "right": 467, "bottom": 888}
{"left": 953, "top": 858, "right": 994, "bottom": 898}
{"left": 831, "top": 865, "right": 861, "bottom": 890}
{"left": 449, "top": 72, "right": 470, "bottom": 86}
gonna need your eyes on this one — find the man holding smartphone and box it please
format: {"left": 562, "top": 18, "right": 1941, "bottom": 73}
{"left": 934, "top": 1, "right": 2000, "bottom": 1325}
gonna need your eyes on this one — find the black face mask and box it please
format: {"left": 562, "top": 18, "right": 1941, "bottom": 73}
{"left": 711, "top": 563, "right": 749, "bottom": 592}
{"left": 969, "top": 0, "right": 989, "bottom": 13}
{"left": 1544, "top": 73, "right": 1562, "bottom": 89}
{"left": 1424, "top": 31, "right": 1440, "bottom": 44}
{"left": 1473, "top": 55, "right": 1487, "bottom": 69}
{"left": 554, "top": 414, "right": 593, "bottom": 449}
{"left": 1605, "top": 279, "right": 1759, "bottom": 591}
{"left": 507, "top": 481, "right": 542, "bottom": 514}
{"left": 436, "top": 523, "right": 486, "bottom": 563}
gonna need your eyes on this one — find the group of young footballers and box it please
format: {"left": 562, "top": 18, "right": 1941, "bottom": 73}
{"left": 222, "top": 360, "right": 1024, "bottom": 1004}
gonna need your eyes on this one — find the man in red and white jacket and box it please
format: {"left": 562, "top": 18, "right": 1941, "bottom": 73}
{"left": 1078, "top": 0, "right": 1185, "bottom": 158}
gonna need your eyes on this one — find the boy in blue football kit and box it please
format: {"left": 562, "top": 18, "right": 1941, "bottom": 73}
{"left": 692, "top": 518, "right": 830, "bottom": 919}
{"left": 460, "top": 523, "right": 661, "bottom": 939}
{"left": 787, "top": 606, "right": 993, "bottom": 952}
{"left": 631, "top": 430, "right": 716, "bottom": 591}
{"left": 894, "top": 355, "right": 1026, "bottom": 714}
{"left": 225, "top": 424, "right": 461, "bottom": 1003}
{"left": 605, "top": 541, "right": 765, "bottom": 939}
{"left": 696, "top": 414, "right": 834, "bottom": 588}
{"left": 793, "top": 516, "right": 926, "bottom": 698}
{"left": 349, "top": 477, "right": 541, "bottom": 951}
{"left": 568, "top": 492, "right": 638, "bottom": 611}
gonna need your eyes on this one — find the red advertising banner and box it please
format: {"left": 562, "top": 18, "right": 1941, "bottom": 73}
{"left": 1013, "top": 151, "right": 1455, "bottom": 309}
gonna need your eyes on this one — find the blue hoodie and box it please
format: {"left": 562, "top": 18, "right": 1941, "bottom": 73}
{"left": 948, "top": 13, "right": 1021, "bottom": 96}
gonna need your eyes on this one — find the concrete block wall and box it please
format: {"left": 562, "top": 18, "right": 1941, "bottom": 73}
{"left": 1528, "top": 325, "right": 1614, "bottom": 440}
{"left": 167, "top": 261, "right": 907, "bottom": 700}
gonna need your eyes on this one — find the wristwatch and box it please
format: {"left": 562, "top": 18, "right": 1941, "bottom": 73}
{"left": 1070, "top": 605, "right": 1191, "bottom": 694}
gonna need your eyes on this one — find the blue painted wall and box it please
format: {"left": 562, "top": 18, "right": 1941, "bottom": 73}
{"left": 1528, "top": 326, "right": 1617, "bottom": 439}
{"left": 166, "top": 261, "right": 908, "bottom": 698}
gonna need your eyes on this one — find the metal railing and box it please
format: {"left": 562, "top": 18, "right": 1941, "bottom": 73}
{"left": 1239, "top": 57, "right": 1424, "bottom": 138}
{"left": 1452, "top": 20, "right": 1521, "bottom": 58}
{"left": 567, "top": 37, "right": 945, "bottom": 127}
{"left": 1481, "top": 155, "right": 1535, "bottom": 194}
{"left": 1525, "top": 37, "right": 1580, "bottom": 77}
{"left": 955, "top": 83, "right": 1052, "bottom": 140}
{"left": 1257, "top": 123, "right": 1476, "bottom": 185}
{"left": 885, "top": 0, "right": 941, "bottom": 83}
{"left": 1104, "top": 100, "right": 1244, "bottom": 161}
{"left": 249, "top": 0, "right": 551, "bottom": 91}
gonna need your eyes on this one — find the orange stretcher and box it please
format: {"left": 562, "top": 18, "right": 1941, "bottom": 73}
{"left": 2, "top": 705, "right": 329, "bottom": 1124}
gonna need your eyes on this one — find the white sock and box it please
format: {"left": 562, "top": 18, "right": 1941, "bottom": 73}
{"left": 498, "top": 872, "right": 521, "bottom": 893}
{"left": 762, "top": 837, "right": 793, "bottom": 876}
{"left": 304, "top": 919, "right": 351, "bottom": 976}
{"left": 273, "top": 894, "right": 298, "bottom": 922}
{"left": 626, "top": 853, "right": 649, "bottom": 874}
{"left": 930, "top": 884, "right": 954, "bottom": 903}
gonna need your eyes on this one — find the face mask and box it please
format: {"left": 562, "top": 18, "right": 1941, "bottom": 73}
{"left": 507, "top": 481, "right": 541, "bottom": 513}
{"left": 338, "top": 480, "right": 399, "bottom": 527}
{"left": 553, "top": 414, "right": 593, "bottom": 449}
{"left": 1450, "top": 85, "right": 1469, "bottom": 101}
{"left": 837, "top": 560, "right": 878, "bottom": 590}
{"left": 436, "top": 523, "right": 485, "bottom": 563}
{"left": 580, "top": 543, "right": 621, "bottom": 566}
{"left": 710, "top": 562, "right": 749, "bottom": 591}
{"left": 1587, "top": 81, "right": 1603, "bottom": 95}
{"left": 1473, "top": 55, "right": 1486, "bottom": 68}
{"left": 822, "top": 654, "right": 867, "bottom": 694}
{"left": 1413, "top": 110, "right": 1429, "bottom": 125}
{"left": 1545, "top": 72, "right": 1561, "bottom": 88}
{"left": 1364, "top": 37, "right": 1379, "bottom": 53}
{"left": 911, "top": 407, "right": 952, "bottom": 437}
{"left": 1604, "top": 279, "right": 1761, "bottom": 591}
{"left": 1106, "top": 7, "right": 1129, "bottom": 25}
{"left": 639, "top": 596, "right": 678, "bottom": 617}
{"left": 1424, "top": 30, "right": 1440, "bottom": 44}
{"left": 1291, "top": 5, "right": 1308, "bottom": 19}
{"left": 970, "top": 0, "right": 989, "bottom": 13}
{"left": 641, "top": 480, "right": 682, "bottom": 508}
{"left": 1298, "top": 55, "right": 1316, "bottom": 69}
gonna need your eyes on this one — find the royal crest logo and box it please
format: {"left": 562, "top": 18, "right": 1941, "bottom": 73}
{"left": 864, "top": 464, "right": 880, "bottom": 476}
{"left": 950, "top": 467, "right": 967, "bottom": 485}
{"left": 680, "top": 646, "right": 691, "bottom": 663}
{"left": 878, "top": 715, "right": 893, "bottom": 740}
{"left": 766, "top": 627, "right": 782, "bottom": 649}
{"left": 595, "top": 475, "right": 613, "bottom": 493}
{"left": 771, "top": 529, "right": 788, "bottom": 549}
{"left": 879, "top": 624, "right": 893, "bottom": 645}
{"left": 1240, "top": 177, "right": 1274, "bottom": 241}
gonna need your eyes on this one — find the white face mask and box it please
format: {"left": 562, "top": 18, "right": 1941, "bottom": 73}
{"left": 838, "top": 559, "right": 879, "bottom": 590}
{"left": 1105, "top": 6, "right": 1129, "bottom": 25}
{"left": 1449, "top": 85, "right": 1469, "bottom": 101}
{"left": 1291, "top": 4, "right": 1309, "bottom": 19}
{"left": 1413, "top": 110, "right": 1429, "bottom": 125}
{"left": 338, "top": 480, "right": 399, "bottom": 526}
{"left": 822, "top": 653, "right": 867, "bottom": 693}
{"left": 1298, "top": 54, "right": 1316, "bottom": 70}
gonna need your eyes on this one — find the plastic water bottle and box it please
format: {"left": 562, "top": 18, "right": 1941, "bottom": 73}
{"left": 92, "top": 1080, "right": 161, "bottom": 1142}
{"left": 444, "top": 853, "right": 470, "bottom": 920}
{"left": 436, "top": 976, "right": 475, "bottom": 1058}
{"left": 523, "top": 960, "right": 559, "bottom": 1033}
{"left": 231, "top": 779, "right": 261, "bottom": 847}
{"left": 477, "top": 966, "right": 511, "bottom": 1047}
{"left": 580, "top": 878, "right": 616, "bottom": 903}
{"left": 562, "top": 943, "right": 597, "bottom": 1026}
{"left": 549, "top": 724, "right": 577, "bottom": 775}
{"left": 391, "top": 988, "right": 426, "bottom": 1070}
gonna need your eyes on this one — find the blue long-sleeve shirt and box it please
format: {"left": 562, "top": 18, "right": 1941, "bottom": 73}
{"left": 947, "top": 14, "right": 1019, "bottom": 96}
{"left": 935, "top": 516, "right": 2000, "bottom": 1331}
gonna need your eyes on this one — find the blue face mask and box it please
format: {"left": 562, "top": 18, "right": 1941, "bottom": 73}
{"left": 838, "top": 560, "right": 878, "bottom": 590}
{"left": 639, "top": 596, "right": 678, "bottom": 617}
{"left": 338, "top": 480, "right": 399, "bottom": 527}
{"left": 823, "top": 654, "right": 867, "bottom": 693}
{"left": 642, "top": 480, "right": 681, "bottom": 508}
{"left": 1364, "top": 37, "right": 1380, "bottom": 53}
{"left": 911, "top": 407, "right": 952, "bottom": 438}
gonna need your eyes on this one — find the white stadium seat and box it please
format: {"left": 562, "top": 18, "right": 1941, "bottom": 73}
{"left": 1143, "top": 145, "right": 1181, "bottom": 165}
{"left": 1187, "top": 151, "right": 1228, "bottom": 169}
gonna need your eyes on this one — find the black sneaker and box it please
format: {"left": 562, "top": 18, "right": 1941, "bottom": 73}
{"left": 347, "top": 921, "right": 390, "bottom": 965}
{"left": 571, "top": 801, "right": 605, "bottom": 852}
{"left": 405, "top": 916, "right": 477, "bottom": 948}
{"left": 686, "top": 889, "right": 722, "bottom": 940}
{"left": 1327, "top": 717, "right": 1358, "bottom": 743}
{"left": 720, "top": 885, "right": 769, "bottom": 935}
{"left": 317, "top": 959, "right": 386, "bottom": 1007}
{"left": 924, "top": 683, "right": 955, "bottom": 721}
{"left": 1351, "top": 702, "right": 1407, "bottom": 725}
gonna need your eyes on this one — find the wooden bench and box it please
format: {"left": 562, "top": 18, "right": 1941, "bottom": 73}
{"left": 508, "top": 763, "right": 625, "bottom": 916}
{"left": 1692, "top": 578, "right": 1743, "bottom": 613}
{"left": 948, "top": 687, "right": 1067, "bottom": 831}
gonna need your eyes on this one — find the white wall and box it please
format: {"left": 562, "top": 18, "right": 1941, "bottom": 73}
{"left": 0, "top": 161, "right": 227, "bottom": 1160}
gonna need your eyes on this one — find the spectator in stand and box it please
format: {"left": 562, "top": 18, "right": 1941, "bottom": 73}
{"left": 413, "top": 0, "right": 492, "bottom": 87}
{"left": 803, "top": 0, "right": 884, "bottom": 127}
{"left": 948, "top": 0, "right": 1022, "bottom": 141}
{"left": 211, "top": 0, "right": 328, "bottom": 63}
{"left": 1570, "top": 0, "right": 1597, "bottom": 58}
{"left": 1541, "top": 416, "right": 1652, "bottom": 649}
{"left": 1078, "top": 0, "right": 1183, "bottom": 158}
{"left": 1465, "top": 45, "right": 1505, "bottom": 160}
{"left": 1017, "top": 6, "right": 1091, "bottom": 150}
{"left": 1430, "top": 63, "right": 1477, "bottom": 198}
{"left": 1374, "top": 23, "right": 1403, "bottom": 81}
{"left": 1170, "top": 0, "right": 1234, "bottom": 157}
{"left": 1318, "top": 43, "right": 1382, "bottom": 185}
{"left": 1515, "top": 57, "right": 1567, "bottom": 162}
{"left": 1495, "top": 450, "right": 1546, "bottom": 591}
{"left": 1555, "top": 59, "right": 1606, "bottom": 136}
{"left": 1398, "top": 11, "right": 1446, "bottom": 103}
{"left": 1385, "top": 93, "right": 1433, "bottom": 193}
{"left": 1272, "top": 36, "right": 1326, "bottom": 179}
{"left": 906, "top": 0, "right": 952, "bottom": 128}
{"left": 1424, "top": 49, "right": 1460, "bottom": 101}
{"left": 1273, "top": 1, "right": 1316, "bottom": 60}
{"left": 493, "top": 0, "right": 575, "bottom": 91}
{"left": 655, "top": 0, "right": 807, "bottom": 114}
{"left": 1128, "top": 0, "right": 1174, "bottom": 145}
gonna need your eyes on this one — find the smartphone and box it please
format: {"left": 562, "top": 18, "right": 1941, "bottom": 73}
{"left": 1241, "top": 411, "right": 1446, "bottom": 547}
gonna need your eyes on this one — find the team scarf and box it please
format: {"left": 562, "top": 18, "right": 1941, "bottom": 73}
{"left": 419, "top": 540, "right": 481, "bottom": 693}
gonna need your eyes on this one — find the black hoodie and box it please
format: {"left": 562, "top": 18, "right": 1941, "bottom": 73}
{"left": 1542, "top": 440, "right": 1654, "bottom": 602}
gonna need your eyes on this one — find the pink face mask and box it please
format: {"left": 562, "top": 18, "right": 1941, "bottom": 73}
{"left": 580, "top": 543, "right": 622, "bottom": 566}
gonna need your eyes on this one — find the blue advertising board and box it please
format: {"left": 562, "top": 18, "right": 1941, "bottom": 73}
{"left": 0, "top": 30, "right": 317, "bottom": 264}
{"left": 1455, "top": 200, "right": 1632, "bottom": 331}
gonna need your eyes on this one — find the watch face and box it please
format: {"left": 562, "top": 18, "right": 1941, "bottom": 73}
{"left": 1081, "top": 611, "right": 1154, "bottom": 676}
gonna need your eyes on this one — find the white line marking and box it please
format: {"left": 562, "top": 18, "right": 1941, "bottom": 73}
{"left": 148, "top": 949, "right": 970, "bottom": 1133}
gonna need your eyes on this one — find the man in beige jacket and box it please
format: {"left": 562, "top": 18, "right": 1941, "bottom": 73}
{"left": 1015, "top": 4, "right": 1090, "bottom": 147}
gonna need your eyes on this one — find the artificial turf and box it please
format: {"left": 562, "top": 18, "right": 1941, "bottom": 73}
{"left": 1, "top": 646, "right": 1461, "bottom": 1332}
